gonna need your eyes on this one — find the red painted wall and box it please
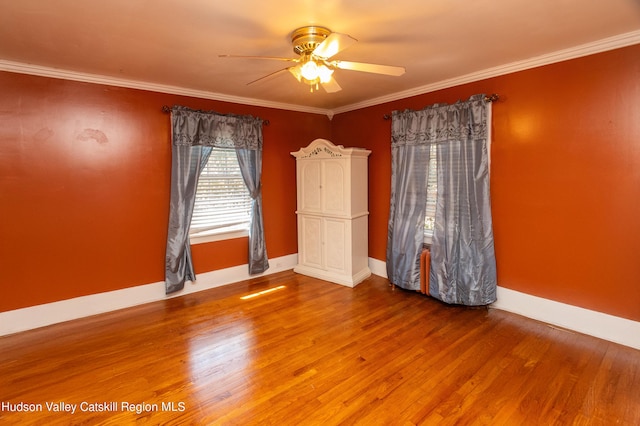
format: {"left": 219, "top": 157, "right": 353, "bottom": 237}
{"left": 332, "top": 44, "right": 640, "bottom": 322}
{"left": 0, "top": 72, "right": 330, "bottom": 312}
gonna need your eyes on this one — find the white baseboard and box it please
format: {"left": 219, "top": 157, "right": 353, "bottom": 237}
{"left": 492, "top": 286, "right": 640, "bottom": 350}
{"left": 368, "top": 257, "right": 388, "bottom": 278}
{"left": 0, "top": 254, "right": 298, "bottom": 336}
{"left": 3, "top": 255, "right": 639, "bottom": 351}
{"left": 370, "top": 257, "right": 640, "bottom": 350}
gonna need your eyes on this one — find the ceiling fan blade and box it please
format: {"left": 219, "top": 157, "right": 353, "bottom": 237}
{"left": 312, "top": 32, "right": 357, "bottom": 59}
{"left": 321, "top": 77, "right": 342, "bottom": 93}
{"left": 219, "top": 54, "right": 299, "bottom": 63}
{"left": 331, "top": 60, "right": 405, "bottom": 76}
{"left": 247, "top": 67, "right": 291, "bottom": 85}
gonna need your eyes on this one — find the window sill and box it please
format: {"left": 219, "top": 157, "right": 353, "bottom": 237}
{"left": 190, "top": 226, "right": 249, "bottom": 245}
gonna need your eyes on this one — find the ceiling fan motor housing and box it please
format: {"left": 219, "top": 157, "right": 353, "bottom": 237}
{"left": 291, "top": 26, "right": 331, "bottom": 56}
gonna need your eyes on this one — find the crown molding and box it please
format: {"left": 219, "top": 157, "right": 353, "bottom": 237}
{"left": 0, "top": 60, "right": 332, "bottom": 116}
{"left": 332, "top": 29, "right": 640, "bottom": 115}
{"left": 2, "top": 29, "right": 639, "bottom": 117}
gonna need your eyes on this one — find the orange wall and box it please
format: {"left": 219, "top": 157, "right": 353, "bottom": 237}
{"left": 2, "top": 44, "right": 639, "bottom": 323}
{"left": 332, "top": 44, "right": 640, "bottom": 322}
{"left": 0, "top": 72, "right": 330, "bottom": 312}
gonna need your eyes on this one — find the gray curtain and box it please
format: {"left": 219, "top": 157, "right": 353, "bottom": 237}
{"left": 165, "top": 143, "right": 212, "bottom": 294}
{"left": 386, "top": 118, "right": 431, "bottom": 290}
{"left": 387, "top": 94, "right": 497, "bottom": 305}
{"left": 165, "top": 106, "right": 268, "bottom": 294}
{"left": 236, "top": 148, "right": 269, "bottom": 274}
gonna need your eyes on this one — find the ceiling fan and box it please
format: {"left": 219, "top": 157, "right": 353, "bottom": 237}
{"left": 219, "top": 26, "right": 405, "bottom": 93}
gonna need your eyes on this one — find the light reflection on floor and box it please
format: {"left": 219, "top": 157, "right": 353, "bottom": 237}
{"left": 240, "top": 285, "right": 286, "bottom": 300}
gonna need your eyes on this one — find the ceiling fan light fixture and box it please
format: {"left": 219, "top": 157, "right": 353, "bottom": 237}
{"left": 300, "top": 60, "right": 320, "bottom": 81}
{"left": 295, "top": 59, "right": 334, "bottom": 91}
{"left": 299, "top": 60, "right": 333, "bottom": 83}
{"left": 289, "top": 65, "right": 302, "bottom": 82}
{"left": 318, "top": 64, "right": 334, "bottom": 83}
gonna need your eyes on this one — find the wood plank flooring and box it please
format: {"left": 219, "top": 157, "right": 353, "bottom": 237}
{"left": 1, "top": 270, "right": 639, "bottom": 425}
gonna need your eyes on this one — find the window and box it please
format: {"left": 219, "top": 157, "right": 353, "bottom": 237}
{"left": 424, "top": 144, "right": 437, "bottom": 243}
{"left": 190, "top": 147, "right": 252, "bottom": 243}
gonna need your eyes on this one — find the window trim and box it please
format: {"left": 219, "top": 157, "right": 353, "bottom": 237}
{"left": 190, "top": 226, "right": 249, "bottom": 245}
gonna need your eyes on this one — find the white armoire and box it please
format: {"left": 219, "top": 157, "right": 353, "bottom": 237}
{"left": 291, "top": 139, "right": 371, "bottom": 287}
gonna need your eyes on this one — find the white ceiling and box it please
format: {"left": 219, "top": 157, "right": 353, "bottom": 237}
{"left": 1, "top": 0, "right": 640, "bottom": 114}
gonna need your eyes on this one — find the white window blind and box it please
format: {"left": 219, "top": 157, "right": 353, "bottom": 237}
{"left": 190, "top": 147, "right": 252, "bottom": 236}
{"left": 424, "top": 144, "right": 438, "bottom": 239}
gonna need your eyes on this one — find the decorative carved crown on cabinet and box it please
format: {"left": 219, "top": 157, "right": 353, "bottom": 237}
{"left": 291, "top": 139, "right": 371, "bottom": 287}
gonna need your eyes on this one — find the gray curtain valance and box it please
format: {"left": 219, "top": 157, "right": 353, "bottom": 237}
{"left": 171, "top": 106, "right": 263, "bottom": 149}
{"left": 391, "top": 94, "right": 488, "bottom": 147}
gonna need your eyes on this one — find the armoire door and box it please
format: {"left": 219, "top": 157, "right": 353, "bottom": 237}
{"left": 321, "top": 159, "right": 347, "bottom": 216}
{"left": 298, "top": 215, "right": 323, "bottom": 270}
{"left": 298, "top": 161, "right": 322, "bottom": 213}
{"left": 323, "top": 218, "right": 347, "bottom": 274}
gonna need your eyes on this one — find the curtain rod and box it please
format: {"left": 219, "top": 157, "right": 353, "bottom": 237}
{"left": 161, "top": 105, "right": 270, "bottom": 126}
{"left": 383, "top": 93, "right": 499, "bottom": 120}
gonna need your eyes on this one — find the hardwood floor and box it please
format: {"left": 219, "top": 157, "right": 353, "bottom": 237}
{"left": 1, "top": 270, "right": 639, "bottom": 425}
